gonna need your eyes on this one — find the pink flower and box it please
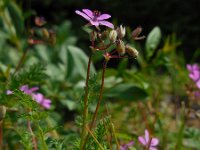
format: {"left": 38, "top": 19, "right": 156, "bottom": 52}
{"left": 187, "top": 64, "right": 200, "bottom": 89}
{"left": 75, "top": 9, "right": 114, "bottom": 29}
{"left": 138, "top": 129, "right": 159, "bottom": 150}
{"left": 120, "top": 141, "right": 134, "bottom": 150}
{"left": 6, "top": 90, "right": 13, "bottom": 95}
{"left": 32, "top": 93, "right": 51, "bottom": 109}
{"left": 6, "top": 85, "right": 51, "bottom": 109}
{"left": 20, "top": 85, "right": 39, "bottom": 95}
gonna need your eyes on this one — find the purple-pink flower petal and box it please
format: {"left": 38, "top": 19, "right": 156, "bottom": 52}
{"left": 89, "top": 20, "right": 99, "bottom": 26}
{"left": 138, "top": 136, "right": 147, "bottom": 145}
{"left": 150, "top": 138, "right": 159, "bottom": 146}
{"left": 97, "top": 14, "right": 111, "bottom": 20}
{"left": 196, "top": 80, "right": 200, "bottom": 89}
{"left": 6, "top": 90, "right": 13, "bottom": 95}
{"left": 149, "top": 147, "right": 158, "bottom": 150}
{"left": 145, "top": 130, "right": 150, "bottom": 143}
{"left": 42, "top": 99, "right": 51, "bottom": 109}
{"left": 33, "top": 93, "right": 43, "bottom": 103}
{"left": 75, "top": 10, "right": 91, "bottom": 21}
{"left": 29, "top": 87, "right": 39, "bottom": 93}
{"left": 20, "top": 85, "right": 29, "bottom": 93}
{"left": 99, "top": 21, "right": 114, "bottom": 29}
{"left": 82, "top": 9, "right": 93, "bottom": 18}
{"left": 120, "top": 141, "right": 134, "bottom": 150}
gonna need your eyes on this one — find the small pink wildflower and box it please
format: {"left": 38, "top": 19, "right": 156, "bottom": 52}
{"left": 20, "top": 85, "right": 39, "bottom": 95}
{"left": 32, "top": 93, "right": 51, "bottom": 109}
{"left": 75, "top": 9, "right": 114, "bottom": 29}
{"left": 6, "top": 90, "right": 13, "bottom": 95}
{"left": 138, "top": 129, "right": 159, "bottom": 150}
{"left": 6, "top": 85, "right": 51, "bottom": 109}
{"left": 120, "top": 141, "right": 134, "bottom": 150}
{"left": 186, "top": 64, "right": 200, "bottom": 89}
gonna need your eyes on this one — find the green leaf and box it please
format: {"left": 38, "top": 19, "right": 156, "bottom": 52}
{"left": 7, "top": 1, "right": 24, "bottom": 36}
{"left": 13, "top": 89, "right": 39, "bottom": 109}
{"left": 60, "top": 99, "right": 77, "bottom": 111}
{"left": 56, "top": 21, "right": 77, "bottom": 45}
{"left": 145, "top": 26, "right": 161, "bottom": 58}
{"left": 59, "top": 45, "right": 96, "bottom": 82}
{"left": 104, "top": 83, "right": 148, "bottom": 101}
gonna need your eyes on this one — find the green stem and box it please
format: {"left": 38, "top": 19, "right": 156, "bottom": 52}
{"left": 14, "top": 48, "right": 29, "bottom": 74}
{"left": 111, "top": 123, "right": 120, "bottom": 150}
{"left": 80, "top": 54, "right": 93, "bottom": 149}
{"left": 0, "top": 121, "right": 2, "bottom": 150}
{"left": 83, "top": 60, "right": 107, "bottom": 147}
{"left": 36, "top": 122, "right": 48, "bottom": 150}
{"left": 86, "top": 126, "right": 104, "bottom": 150}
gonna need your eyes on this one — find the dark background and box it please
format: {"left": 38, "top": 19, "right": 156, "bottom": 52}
{"left": 21, "top": 0, "right": 200, "bottom": 61}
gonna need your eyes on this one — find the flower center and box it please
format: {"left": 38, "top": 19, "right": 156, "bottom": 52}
{"left": 93, "top": 10, "right": 101, "bottom": 21}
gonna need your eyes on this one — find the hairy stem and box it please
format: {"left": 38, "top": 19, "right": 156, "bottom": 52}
{"left": 83, "top": 60, "right": 107, "bottom": 147}
{"left": 0, "top": 121, "right": 2, "bottom": 150}
{"left": 80, "top": 54, "right": 93, "bottom": 149}
{"left": 36, "top": 122, "right": 48, "bottom": 150}
{"left": 27, "top": 121, "right": 38, "bottom": 150}
{"left": 80, "top": 30, "right": 95, "bottom": 150}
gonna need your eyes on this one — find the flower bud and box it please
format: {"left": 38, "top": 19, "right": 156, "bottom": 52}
{"left": 117, "top": 40, "right": 125, "bottom": 55}
{"left": 109, "top": 30, "right": 117, "bottom": 43}
{"left": 0, "top": 105, "right": 6, "bottom": 121}
{"left": 116, "top": 25, "right": 126, "bottom": 39}
{"left": 104, "top": 53, "right": 111, "bottom": 62}
{"left": 48, "top": 30, "right": 56, "bottom": 45}
{"left": 132, "top": 26, "right": 145, "bottom": 40}
{"left": 41, "top": 28, "right": 50, "bottom": 39}
{"left": 100, "top": 31, "right": 109, "bottom": 40}
{"left": 125, "top": 45, "right": 139, "bottom": 58}
{"left": 35, "top": 17, "right": 46, "bottom": 26}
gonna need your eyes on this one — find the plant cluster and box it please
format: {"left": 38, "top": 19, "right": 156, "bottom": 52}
{"left": 0, "top": 1, "right": 200, "bottom": 150}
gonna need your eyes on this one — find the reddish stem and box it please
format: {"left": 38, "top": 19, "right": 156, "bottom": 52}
{"left": 80, "top": 30, "right": 95, "bottom": 149}
{"left": 27, "top": 121, "right": 38, "bottom": 150}
{"left": 83, "top": 61, "right": 107, "bottom": 147}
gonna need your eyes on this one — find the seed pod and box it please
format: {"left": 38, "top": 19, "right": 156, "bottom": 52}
{"left": 0, "top": 105, "right": 6, "bottom": 121}
{"left": 116, "top": 25, "right": 126, "bottom": 39}
{"left": 109, "top": 30, "right": 117, "bottom": 43}
{"left": 125, "top": 45, "right": 139, "bottom": 58}
{"left": 117, "top": 40, "right": 125, "bottom": 55}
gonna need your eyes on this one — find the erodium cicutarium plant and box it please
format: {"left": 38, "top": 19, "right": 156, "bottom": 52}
{"left": 75, "top": 8, "right": 144, "bottom": 149}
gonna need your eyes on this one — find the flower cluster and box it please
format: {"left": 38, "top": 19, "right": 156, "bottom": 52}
{"left": 120, "top": 129, "right": 159, "bottom": 150}
{"left": 138, "top": 129, "right": 159, "bottom": 150}
{"left": 75, "top": 8, "right": 143, "bottom": 62}
{"left": 7, "top": 85, "right": 51, "bottom": 109}
{"left": 120, "top": 141, "right": 134, "bottom": 150}
{"left": 28, "top": 16, "right": 56, "bottom": 45}
{"left": 187, "top": 64, "right": 200, "bottom": 89}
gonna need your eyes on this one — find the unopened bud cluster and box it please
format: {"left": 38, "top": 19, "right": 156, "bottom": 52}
{"left": 28, "top": 17, "right": 56, "bottom": 45}
{"left": 108, "top": 25, "right": 142, "bottom": 58}
{"left": 88, "top": 24, "right": 144, "bottom": 61}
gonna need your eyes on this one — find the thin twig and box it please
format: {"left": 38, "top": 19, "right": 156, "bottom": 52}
{"left": 85, "top": 126, "right": 104, "bottom": 150}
